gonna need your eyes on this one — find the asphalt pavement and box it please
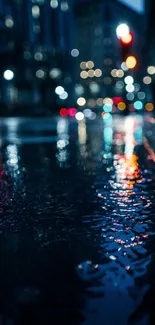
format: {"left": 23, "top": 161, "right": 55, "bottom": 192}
{"left": 1, "top": 114, "right": 155, "bottom": 325}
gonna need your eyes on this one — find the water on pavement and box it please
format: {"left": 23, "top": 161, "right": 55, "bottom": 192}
{"left": 1, "top": 115, "right": 155, "bottom": 325}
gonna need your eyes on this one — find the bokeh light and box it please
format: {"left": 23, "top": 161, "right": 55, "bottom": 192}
{"left": 134, "top": 101, "right": 143, "bottom": 110}
{"left": 121, "top": 62, "right": 128, "bottom": 71}
{"left": 50, "top": 0, "right": 58, "bottom": 8}
{"left": 121, "top": 33, "right": 132, "bottom": 44}
{"left": 59, "top": 91, "right": 68, "bottom": 100}
{"left": 126, "top": 84, "right": 134, "bottom": 92}
{"left": 77, "top": 97, "right": 86, "bottom": 106}
{"left": 94, "top": 69, "right": 102, "bottom": 77}
{"left": 117, "top": 69, "right": 124, "bottom": 78}
{"left": 86, "top": 61, "right": 94, "bottom": 69}
{"left": 96, "top": 98, "right": 104, "bottom": 106}
{"left": 80, "top": 62, "right": 87, "bottom": 69}
{"left": 137, "top": 92, "right": 145, "bottom": 100}
{"left": 116, "top": 23, "right": 130, "bottom": 39}
{"left": 88, "top": 69, "right": 95, "bottom": 78}
{"left": 103, "top": 98, "right": 113, "bottom": 105}
{"left": 75, "top": 112, "right": 84, "bottom": 121}
{"left": 89, "top": 82, "right": 100, "bottom": 93}
{"left": 126, "top": 93, "right": 134, "bottom": 101}
{"left": 49, "top": 68, "right": 61, "bottom": 79}
{"left": 68, "top": 108, "right": 76, "bottom": 116}
{"left": 103, "top": 104, "right": 112, "bottom": 113}
{"left": 145, "top": 103, "right": 154, "bottom": 111}
{"left": 71, "top": 49, "right": 79, "bottom": 57}
{"left": 3, "top": 69, "right": 14, "bottom": 80}
{"left": 60, "top": 108, "right": 68, "bottom": 116}
{"left": 147, "top": 66, "right": 155, "bottom": 75}
{"left": 117, "top": 102, "right": 126, "bottom": 110}
{"left": 116, "top": 81, "right": 124, "bottom": 89}
{"left": 126, "top": 56, "right": 137, "bottom": 69}
{"left": 36, "top": 69, "right": 45, "bottom": 78}
{"left": 80, "top": 71, "right": 88, "bottom": 79}
{"left": 124, "top": 76, "right": 134, "bottom": 84}
{"left": 143, "top": 76, "right": 152, "bottom": 85}
{"left": 111, "top": 69, "right": 117, "bottom": 77}
{"left": 55, "top": 86, "right": 64, "bottom": 95}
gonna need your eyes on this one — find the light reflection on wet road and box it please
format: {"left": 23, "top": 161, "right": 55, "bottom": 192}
{"left": 1, "top": 115, "right": 155, "bottom": 325}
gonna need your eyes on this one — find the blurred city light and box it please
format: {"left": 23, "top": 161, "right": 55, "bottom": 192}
{"left": 121, "top": 32, "right": 132, "bottom": 44}
{"left": 32, "top": 5, "right": 40, "bottom": 18}
{"left": 75, "top": 112, "right": 84, "bottom": 121}
{"left": 86, "top": 61, "right": 94, "bottom": 69}
{"left": 147, "top": 66, "right": 155, "bottom": 75}
{"left": 80, "top": 62, "right": 87, "bottom": 69}
{"left": 117, "top": 69, "right": 124, "bottom": 77}
{"left": 143, "top": 76, "right": 152, "bottom": 84}
{"left": 103, "top": 104, "right": 112, "bottom": 113}
{"left": 88, "top": 69, "right": 95, "bottom": 78}
{"left": 89, "top": 82, "right": 100, "bottom": 93}
{"left": 117, "top": 102, "right": 126, "bottom": 110}
{"left": 71, "top": 49, "right": 79, "bottom": 57}
{"left": 49, "top": 68, "right": 61, "bottom": 79}
{"left": 59, "top": 91, "right": 68, "bottom": 100}
{"left": 77, "top": 97, "right": 86, "bottom": 106}
{"left": 134, "top": 83, "right": 141, "bottom": 91}
{"left": 124, "top": 76, "right": 134, "bottom": 84}
{"left": 80, "top": 71, "right": 88, "bottom": 79}
{"left": 121, "top": 62, "right": 128, "bottom": 71}
{"left": 126, "top": 56, "right": 137, "bottom": 69}
{"left": 3, "top": 70, "right": 14, "bottom": 80}
{"left": 94, "top": 69, "right": 102, "bottom": 77}
{"left": 60, "top": 108, "right": 68, "bottom": 116}
{"left": 116, "top": 81, "right": 124, "bottom": 89}
{"left": 96, "top": 98, "right": 104, "bottom": 106}
{"left": 137, "top": 92, "right": 145, "bottom": 100}
{"left": 126, "top": 84, "right": 134, "bottom": 92}
{"left": 83, "top": 108, "right": 92, "bottom": 118}
{"left": 116, "top": 23, "right": 130, "bottom": 39}
{"left": 126, "top": 93, "right": 134, "bottom": 101}
{"left": 5, "top": 16, "right": 14, "bottom": 28}
{"left": 61, "top": 2, "right": 69, "bottom": 11}
{"left": 68, "top": 108, "right": 76, "bottom": 116}
{"left": 113, "top": 97, "right": 123, "bottom": 104}
{"left": 55, "top": 86, "right": 64, "bottom": 95}
{"left": 50, "top": 0, "right": 58, "bottom": 8}
{"left": 111, "top": 69, "right": 118, "bottom": 77}
{"left": 145, "top": 103, "right": 154, "bottom": 111}
{"left": 103, "top": 98, "right": 113, "bottom": 105}
{"left": 75, "top": 84, "right": 84, "bottom": 95}
{"left": 36, "top": 69, "right": 45, "bottom": 78}
{"left": 134, "top": 100, "right": 143, "bottom": 110}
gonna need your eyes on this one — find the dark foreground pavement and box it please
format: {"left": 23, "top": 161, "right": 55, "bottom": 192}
{"left": 1, "top": 115, "right": 155, "bottom": 325}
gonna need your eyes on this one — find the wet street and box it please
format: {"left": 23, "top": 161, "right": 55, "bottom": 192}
{"left": 1, "top": 114, "right": 155, "bottom": 325}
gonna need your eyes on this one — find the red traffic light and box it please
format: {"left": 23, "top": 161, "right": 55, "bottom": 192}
{"left": 120, "top": 33, "right": 133, "bottom": 45}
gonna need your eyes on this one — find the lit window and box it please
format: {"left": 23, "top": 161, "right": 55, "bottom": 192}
{"left": 33, "top": 25, "right": 40, "bottom": 33}
{"left": 50, "top": 0, "right": 58, "bottom": 8}
{"left": 61, "top": 1, "right": 69, "bottom": 11}
{"left": 5, "top": 16, "right": 14, "bottom": 28}
{"left": 32, "top": 5, "right": 40, "bottom": 18}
